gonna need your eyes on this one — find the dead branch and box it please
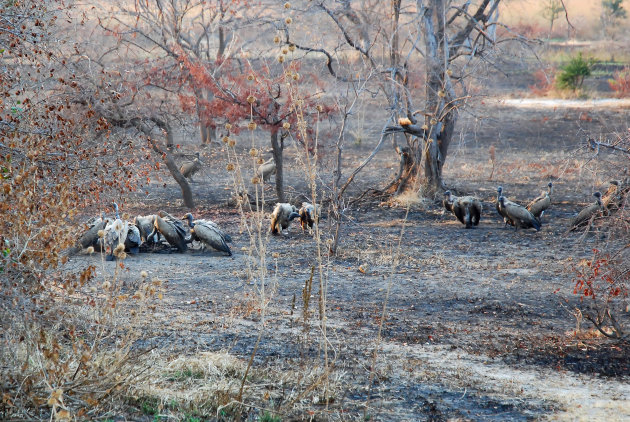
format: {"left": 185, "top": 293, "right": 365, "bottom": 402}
{"left": 588, "top": 137, "right": 630, "bottom": 157}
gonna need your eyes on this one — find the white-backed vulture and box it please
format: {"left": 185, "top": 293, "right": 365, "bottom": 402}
{"left": 443, "top": 191, "right": 482, "bottom": 228}
{"left": 184, "top": 213, "right": 232, "bottom": 256}
{"left": 148, "top": 211, "right": 188, "bottom": 252}
{"left": 72, "top": 214, "right": 109, "bottom": 254}
{"left": 299, "top": 202, "right": 317, "bottom": 231}
{"left": 257, "top": 158, "right": 276, "bottom": 182}
{"left": 527, "top": 182, "right": 553, "bottom": 220}
{"left": 498, "top": 196, "right": 541, "bottom": 231}
{"left": 495, "top": 186, "right": 516, "bottom": 227}
{"left": 124, "top": 223, "right": 141, "bottom": 255}
{"left": 570, "top": 192, "right": 603, "bottom": 231}
{"left": 134, "top": 214, "right": 159, "bottom": 244}
{"left": 179, "top": 152, "right": 202, "bottom": 181}
{"left": 270, "top": 203, "right": 299, "bottom": 235}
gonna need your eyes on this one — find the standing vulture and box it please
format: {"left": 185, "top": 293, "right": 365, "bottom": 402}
{"left": 498, "top": 196, "right": 541, "bottom": 231}
{"left": 443, "top": 191, "right": 482, "bottom": 228}
{"left": 148, "top": 211, "right": 188, "bottom": 252}
{"left": 526, "top": 182, "right": 553, "bottom": 221}
{"left": 184, "top": 213, "right": 232, "bottom": 256}
{"left": 257, "top": 158, "right": 276, "bottom": 182}
{"left": 570, "top": 192, "right": 603, "bottom": 231}
{"left": 179, "top": 152, "right": 202, "bottom": 182}
{"left": 124, "top": 223, "right": 141, "bottom": 255}
{"left": 299, "top": 202, "right": 318, "bottom": 231}
{"left": 495, "top": 186, "right": 515, "bottom": 227}
{"left": 270, "top": 203, "right": 300, "bottom": 235}
{"left": 134, "top": 214, "right": 160, "bottom": 245}
{"left": 102, "top": 203, "right": 128, "bottom": 261}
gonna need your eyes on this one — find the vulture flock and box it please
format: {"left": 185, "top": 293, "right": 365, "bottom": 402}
{"left": 74, "top": 202, "right": 317, "bottom": 261}
{"left": 75, "top": 204, "right": 233, "bottom": 260}
{"left": 73, "top": 173, "right": 628, "bottom": 260}
{"left": 443, "top": 178, "right": 629, "bottom": 232}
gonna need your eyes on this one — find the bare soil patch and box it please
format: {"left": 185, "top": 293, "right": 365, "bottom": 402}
{"left": 66, "top": 101, "right": 630, "bottom": 420}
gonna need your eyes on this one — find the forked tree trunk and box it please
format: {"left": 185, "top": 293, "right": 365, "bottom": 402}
{"left": 422, "top": 0, "right": 455, "bottom": 195}
{"left": 387, "top": 0, "right": 499, "bottom": 196}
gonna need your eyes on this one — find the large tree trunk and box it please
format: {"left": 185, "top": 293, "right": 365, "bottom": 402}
{"left": 142, "top": 120, "right": 195, "bottom": 209}
{"left": 196, "top": 88, "right": 216, "bottom": 145}
{"left": 270, "top": 127, "right": 285, "bottom": 203}
{"left": 199, "top": 121, "right": 215, "bottom": 145}
{"left": 164, "top": 126, "right": 195, "bottom": 208}
{"left": 422, "top": 0, "right": 453, "bottom": 194}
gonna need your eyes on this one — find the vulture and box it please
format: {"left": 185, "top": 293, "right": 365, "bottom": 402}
{"left": 179, "top": 152, "right": 202, "bottom": 182}
{"left": 526, "top": 182, "right": 553, "bottom": 220}
{"left": 299, "top": 202, "right": 317, "bottom": 231}
{"left": 184, "top": 213, "right": 232, "bottom": 256}
{"left": 570, "top": 192, "right": 603, "bottom": 231}
{"left": 134, "top": 214, "right": 160, "bottom": 245}
{"left": 443, "top": 191, "right": 482, "bottom": 228}
{"left": 495, "top": 186, "right": 516, "bottom": 227}
{"left": 498, "top": 196, "right": 541, "bottom": 231}
{"left": 148, "top": 211, "right": 188, "bottom": 252}
{"left": 102, "top": 203, "right": 128, "bottom": 261}
{"left": 270, "top": 203, "right": 300, "bottom": 235}
{"left": 73, "top": 213, "right": 109, "bottom": 253}
{"left": 257, "top": 158, "right": 276, "bottom": 182}
{"left": 124, "top": 223, "right": 141, "bottom": 255}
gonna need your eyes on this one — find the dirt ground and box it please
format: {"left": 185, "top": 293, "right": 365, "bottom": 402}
{"left": 65, "top": 95, "right": 630, "bottom": 420}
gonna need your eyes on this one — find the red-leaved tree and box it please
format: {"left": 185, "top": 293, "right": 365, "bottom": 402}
{"left": 177, "top": 47, "right": 333, "bottom": 202}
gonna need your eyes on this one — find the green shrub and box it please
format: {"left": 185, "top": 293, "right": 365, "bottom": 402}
{"left": 260, "top": 411, "right": 281, "bottom": 422}
{"left": 556, "top": 53, "right": 594, "bottom": 91}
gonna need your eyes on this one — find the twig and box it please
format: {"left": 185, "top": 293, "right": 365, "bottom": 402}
{"left": 588, "top": 137, "right": 630, "bottom": 156}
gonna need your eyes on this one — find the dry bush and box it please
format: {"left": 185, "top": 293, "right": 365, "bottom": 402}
{"left": 1, "top": 2, "right": 163, "bottom": 418}
{"left": 571, "top": 134, "right": 630, "bottom": 341}
{"left": 608, "top": 66, "right": 630, "bottom": 98}
{"left": 573, "top": 244, "right": 630, "bottom": 341}
{"left": 1, "top": 258, "right": 165, "bottom": 419}
{"left": 529, "top": 66, "right": 557, "bottom": 96}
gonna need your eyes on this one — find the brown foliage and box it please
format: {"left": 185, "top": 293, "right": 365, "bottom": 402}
{"left": 608, "top": 67, "right": 630, "bottom": 98}
{"left": 1, "top": 2, "right": 155, "bottom": 418}
{"left": 529, "top": 67, "right": 556, "bottom": 96}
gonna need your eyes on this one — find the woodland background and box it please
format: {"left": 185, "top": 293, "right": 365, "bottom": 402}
{"left": 1, "top": 0, "right": 630, "bottom": 420}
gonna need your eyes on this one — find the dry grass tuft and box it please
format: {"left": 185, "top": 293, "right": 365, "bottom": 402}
{"left": 387, "top": 190, "right": 431, "bottom": 209}
{"left": 125, "top": 351, "right": 347, "bottom": 420}
{"left": 130, "top": 352, "right": 246, "bottom": 416}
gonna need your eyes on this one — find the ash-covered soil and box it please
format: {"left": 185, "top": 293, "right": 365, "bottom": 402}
{"left": 66, "top": 102, "right": 630, "bottom": 420}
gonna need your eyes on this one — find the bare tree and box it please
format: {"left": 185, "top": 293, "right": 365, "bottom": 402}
{"left": 288, "top": 1, "right": 504, "bottom": 195}
{"left": 102, "top": 0, "right": 241, "bottom": 145}
{"left": 68, "top": 0, "right": 257, "bottom": 207}
{"left": 541, "top": 0, "right": 565, "bottom": 37}
{"left": 601, "top": 0, "right": 628, "bottom": 39}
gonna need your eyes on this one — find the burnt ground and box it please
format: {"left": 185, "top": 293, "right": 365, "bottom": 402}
{"left": 65, "top": 101, "right": 630, "bottom": 420}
